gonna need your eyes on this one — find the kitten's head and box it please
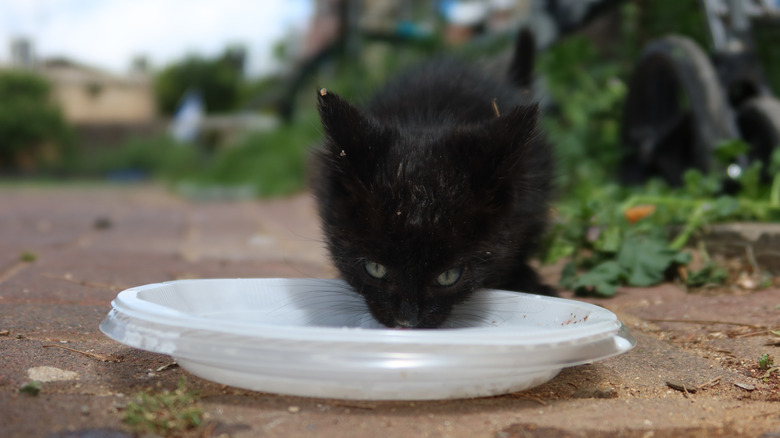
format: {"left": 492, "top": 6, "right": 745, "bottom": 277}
{"left": 313, "top": 89, "right": 544, "bottom": 328}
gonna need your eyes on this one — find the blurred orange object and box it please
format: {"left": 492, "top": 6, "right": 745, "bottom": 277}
{"left": 625, "top": 204, "right": 657, "bottom": 223}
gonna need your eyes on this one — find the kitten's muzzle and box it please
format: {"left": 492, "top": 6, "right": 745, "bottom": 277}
{"left": 394, "top": 300, "right": 420, "bottom": 328}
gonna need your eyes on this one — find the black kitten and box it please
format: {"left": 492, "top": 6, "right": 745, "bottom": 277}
{"left": 312, "top": 33, "right": 555, "bottom": 329}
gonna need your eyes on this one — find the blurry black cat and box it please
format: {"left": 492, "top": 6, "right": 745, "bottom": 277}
{"left": 312, "top": 31, "right": 555, "bottom": 328}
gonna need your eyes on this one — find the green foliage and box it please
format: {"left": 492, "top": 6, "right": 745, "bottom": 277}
{"left": 239, "top": 75, "right": 285, "bottom": 109}
{"left": 154, "top": 46, "right": 246, "bottom": 115}
{"left": 554, "top": 199, "right": 691, "bottom": 297}
{"left": 73, "top": 135, "right": 202, "bottom": 180}
{"left": 53, "top": 104, "right": 319, "bottom": 198}
{"left": 0, "top": 71, "right": 74, "bottom": 171}
{"left": 18, "top": 381, "right": 41, "bottom": 396}
{"left": 638, "top": 0, "right": 709, "bottom": 51}
{"left": 752, "top": 15, "right": 780, "bottom": 96}
{"left": 759, "top": 354, "right": 774, "bottom": 371}
{"left": 66, "top": 112, "right": 320, "bottom": 198}
{"left": 713, "top": 139, "right": 750, "bottom": 164}
{"left": 685, "top": 261, "right": 728, "bottom": 288}
{"left": 537, "top": 36, "right": 627, "bottom": 197}
{"left": 184, "top": 111, "right": 321, "bottom": 197}
{"left": 561, "top": 259, "right": 621, "bottom": 297}
{"left": 19, "top": 251, "right": 37, "bottom": 262}
{"left": 122, "top": 379, "right": 203, "bottom": 436}
{"left": 619, "top": 232, "right": 692, "bottom": 286}
{"left": 546, "top": 168, "right": 780, "bottom": 296}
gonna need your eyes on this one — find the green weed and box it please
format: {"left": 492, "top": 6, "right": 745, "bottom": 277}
{"left": 19, "top": 381, "right": 41, "bottom": 396}
{"left": 19, "top": 251, "right": 37, "bottom": 262}
{"left": 122, "top": 379, "right": 203, "bottom": 436}
{"left": 759, "top": 354, "right": 774, "bottom": 371}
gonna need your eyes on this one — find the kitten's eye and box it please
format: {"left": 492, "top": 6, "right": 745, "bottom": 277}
{"left": 364, "top": 261, "right": 388, "bottom": 279}
{"left": 434, "top": 267, "right": 462, "bottom": 287}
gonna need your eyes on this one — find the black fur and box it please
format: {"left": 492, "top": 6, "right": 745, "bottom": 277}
{"left": 508, "top": 27, "right": 536, "bottom": 89}
{"left": 312, "top": 40, "right": 554, "bottom": 329}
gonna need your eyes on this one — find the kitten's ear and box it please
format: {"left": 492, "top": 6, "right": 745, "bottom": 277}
{"left": 452, "top": 103, "right": 540, "bottom": 184}
{"left": 316, "top": 88, "right": 389, "bottom": 185}
{"left": 489, "top": 102, "right": 539, "bottom": 149}
{"left": 508, "top": 28, "right": 535, "bottom": 88}
{"left": 476, "top": 103, "right": 547, "bottom": 207}
{"left": 317, "top": 88, "right": 373, "bottom": 148}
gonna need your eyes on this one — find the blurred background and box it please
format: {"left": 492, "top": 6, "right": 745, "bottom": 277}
{"left": 1, "top": 0, "right": 779, "bottom": 204}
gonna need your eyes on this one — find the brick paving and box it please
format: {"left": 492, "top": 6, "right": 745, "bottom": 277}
{"left": 1, "top": 184, "right": 778, "bottom": 438}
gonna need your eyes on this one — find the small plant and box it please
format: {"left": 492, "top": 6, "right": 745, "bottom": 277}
{"left": 19, "top": 251, "right": 37, "bottom": 262}
{"left": 683, "top": 243, "right": 729, "bottom": 288}
{"left": 122, "top": 379, "right": 203, "bottom": 436}
{"left": 685, "top": 261, "right": 729, "bottom": 288}
{"left": 19, "top": 381, "right": 41, "bottom": 396}
{"left": 759, "top": 354, "right": 775, "bottom": 371}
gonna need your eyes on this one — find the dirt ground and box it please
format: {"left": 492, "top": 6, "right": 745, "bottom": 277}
{"left": 0, "top": 185, "right": 778, "bottom": 438}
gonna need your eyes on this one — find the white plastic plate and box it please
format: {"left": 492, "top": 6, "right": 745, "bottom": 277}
{"left": 100, "top": 278, "right": 635, "bottom": 400}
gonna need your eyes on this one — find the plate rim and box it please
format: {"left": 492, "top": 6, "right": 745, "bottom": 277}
{"left": 104, "top": 278, "right": 629, "bottom": 347}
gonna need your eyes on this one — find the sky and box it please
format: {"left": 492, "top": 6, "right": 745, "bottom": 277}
{"left": 0, "top": 0, "right": 313, "bottom": 76}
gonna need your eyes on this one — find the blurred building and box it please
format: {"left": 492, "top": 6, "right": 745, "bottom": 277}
{"left": 3, "top": 38, "right": 159, "bottom": 146}
{"left": 36, "top": 57, "right": 156, "bottom": 126}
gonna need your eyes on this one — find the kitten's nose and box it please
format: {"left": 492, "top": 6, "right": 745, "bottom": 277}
{"left": 395, "top": 300, "right": 420, "bottom": 328}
